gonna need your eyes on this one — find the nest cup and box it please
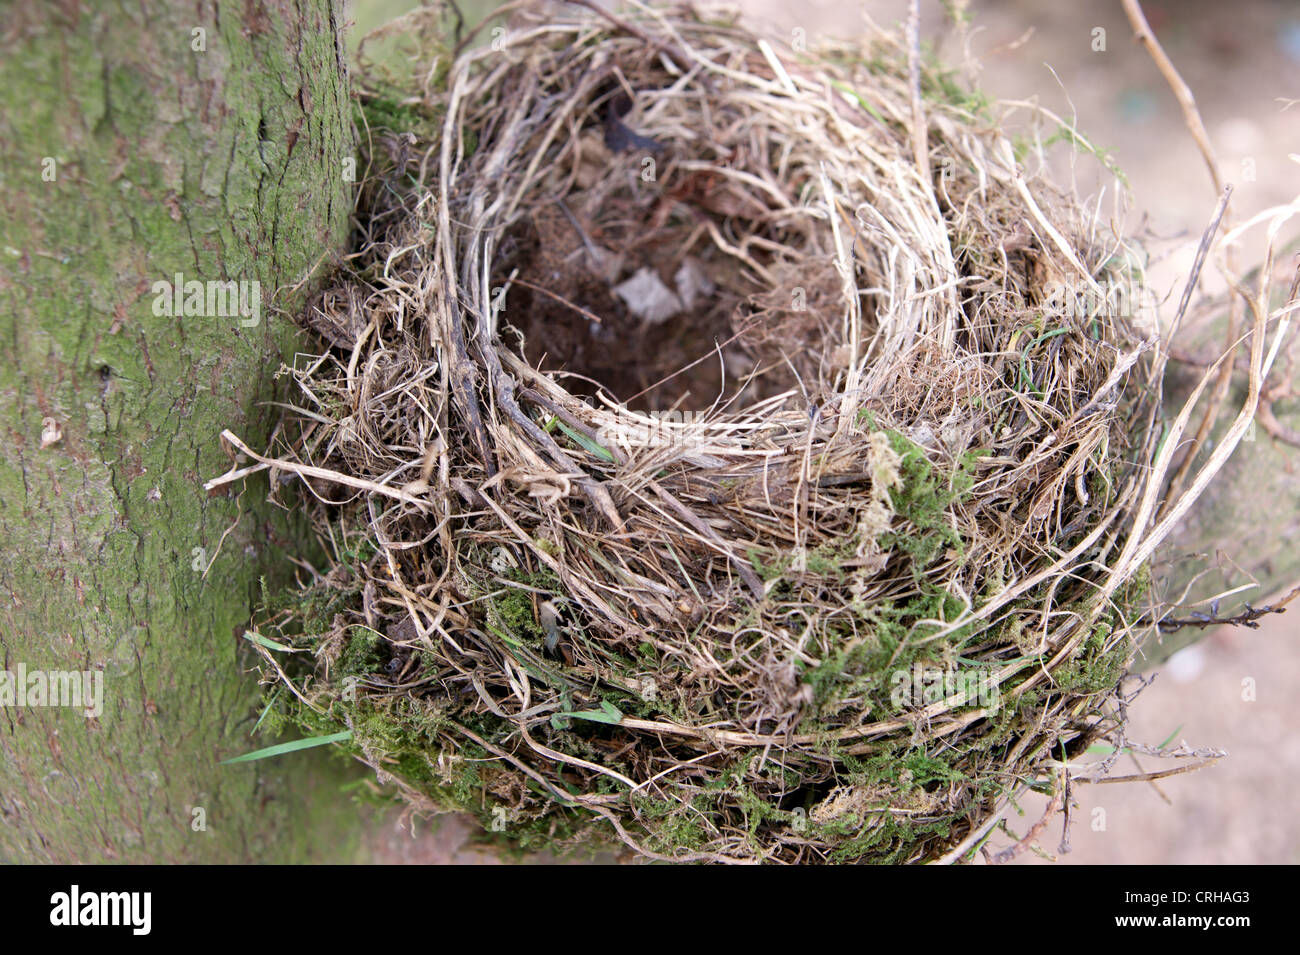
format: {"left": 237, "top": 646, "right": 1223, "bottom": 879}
{"left": 261, "top": 4, "right": 1169, "bottom": 863}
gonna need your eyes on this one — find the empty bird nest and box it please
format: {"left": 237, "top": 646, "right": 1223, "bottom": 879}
{"left": 213, "top": 2, "right": 1227, "bottom": 863}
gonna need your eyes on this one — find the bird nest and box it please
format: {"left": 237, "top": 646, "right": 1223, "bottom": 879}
{"left": 218, "top": 3, "right": 1216, "bottom": 863}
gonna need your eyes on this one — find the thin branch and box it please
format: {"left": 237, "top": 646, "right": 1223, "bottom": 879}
{"left": 1155, "top": 580, "right": 1300, "bottom": 633}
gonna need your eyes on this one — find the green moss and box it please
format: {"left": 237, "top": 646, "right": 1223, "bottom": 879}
{"left": 1054, "top": 622, "right": 1134, "bottom": 694}
{"left": 490, "top": 584, "right": 543, "bottom": 639}
{"left": 880, "top": 430, "right": 977, "bottom": 575}
{"left": 1043, "top": 123, "right": 1128, "bottom": 188}
{"left": 634, "top": 795, "right": 708, "bottom": 854}
{"left": 0, "top": 0, "right": 360, "bottom": 863}
{"left": 338, "top": 626, "right": 385, "bottom": 677}
{"left": 359, "top": 95, "right": 426, "bottom": 134}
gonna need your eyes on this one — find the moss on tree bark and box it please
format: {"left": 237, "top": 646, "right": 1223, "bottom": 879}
{"left": 0, "top": 0, "right": 361, "bottom": 862}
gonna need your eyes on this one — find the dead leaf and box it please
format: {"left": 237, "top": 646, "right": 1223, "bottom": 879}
{"left": 613, "top": 267, "right": 682, "bottom": 324}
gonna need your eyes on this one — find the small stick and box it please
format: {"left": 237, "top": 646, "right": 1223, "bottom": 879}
{"left": 1121, "top": 0, "right": 1244, "bottom": 522}
{"left": 905, "top": 0, "right": 929, "bottom": 178}
{"left": 1075, "top": 759, "right": 1221, "bottom": 785}
{"left": 1156, "top": 580, "right": 1300, "bottom": 632}
{"left": 1057, "top": 770, "right": 1073, "bottom": 856}
{"left": 1120, "top": 0, "right": 1221, "bottom": 191}
{"left": 568, "top": 0, "right": 689, "bottom": 72}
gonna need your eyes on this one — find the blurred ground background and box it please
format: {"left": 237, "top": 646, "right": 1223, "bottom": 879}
{"left": 344, "top": 0, "right": 1300, "bottom": 864}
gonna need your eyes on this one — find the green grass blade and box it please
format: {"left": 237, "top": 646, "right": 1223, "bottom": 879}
{"left": 251, "top": 686, "right": 282, "bottom": 735}
{"left": 220, "top": 730, "right": 352, "bottom": 765}
{"left": 830, "top": 80, "right": 886, "bottom": 124}
{"left": 244, "top": 631, "right": 293, "bottom": 652}
{"left": 1156, "top": 724, "right": 1184, "bottom": 749}
{"left": 553, "top": 418, "right": 615, "bottom": 462}
{"left": 553, "top": 700, "right": 623, "bottom": 726}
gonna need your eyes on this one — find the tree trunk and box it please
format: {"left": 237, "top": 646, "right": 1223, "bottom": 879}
{"left": 1149, "top": 290, "right": 1300, "bottom": 664}
{"left": 0, "top": 0, "right": 358, "bottom": 862}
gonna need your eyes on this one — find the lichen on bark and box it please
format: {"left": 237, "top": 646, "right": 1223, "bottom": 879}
{"left": 0, "top": 0, "right": 360, "bottom": 862}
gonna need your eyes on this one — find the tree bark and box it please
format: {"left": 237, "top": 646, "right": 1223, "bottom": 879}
{"left": 0, "top": 0, "right": 358, "bottom": 862}
{"left": 1149, "top": 286, "right": 1300, "bottom": 664}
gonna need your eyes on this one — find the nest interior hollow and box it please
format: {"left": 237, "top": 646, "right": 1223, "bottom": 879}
{"left": 263, "top": 3, "right": 1168, "bottom": 864}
